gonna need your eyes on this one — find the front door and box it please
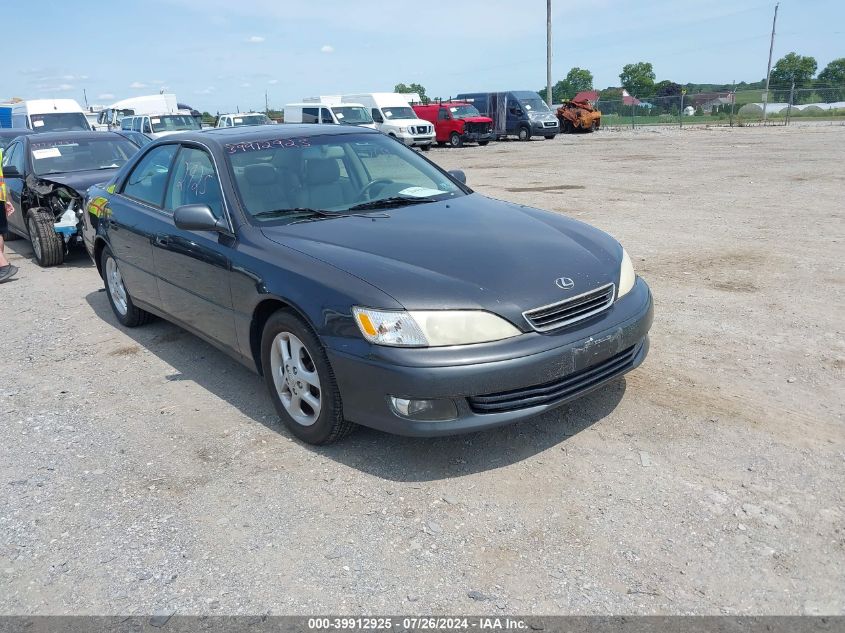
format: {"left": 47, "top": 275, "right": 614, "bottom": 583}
{"left": 153, "top": 144, "right": 237, "bottom": 350}
{"left": 1, "top": 141, "right": 26, "bottom": 236}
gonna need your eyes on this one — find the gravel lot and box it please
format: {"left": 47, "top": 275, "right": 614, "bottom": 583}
{"left": 1, "top": 123, "right": 843, "bottom": 616}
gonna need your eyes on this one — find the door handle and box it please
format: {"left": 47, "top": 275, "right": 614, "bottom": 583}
{"left": 155, "top": 235, "right": 170, "bottom": 247}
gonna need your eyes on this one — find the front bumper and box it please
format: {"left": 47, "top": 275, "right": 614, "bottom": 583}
{"left": 328, "top": 277, "right": 653, "bottom": 436}
{"left": 462, "top": 131, "right": 495, "bottom": 142}
{"left": 533, "top": 121, "right": 559, "bottom": 134}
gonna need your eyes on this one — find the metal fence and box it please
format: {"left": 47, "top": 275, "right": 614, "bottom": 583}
{"left": 592, "top": 86, "right": 845, "bottom": 129}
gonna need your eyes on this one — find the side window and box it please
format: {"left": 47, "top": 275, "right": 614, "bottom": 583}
{"left": 165, "top": 147, "right": 224, "bottom": 219}
{"left": 8, "top": 142, "right": 26, "bottom": 173}
{"left": 12, "top": 114, "right": 28, "bottom": 129}
{"left": 321, "top": 108, "right": 334, "bottom": 124}
{"left": 1, "top": 142, "right": 17, "bottom": 168}
{"left": 142, "top": 118, "right": 152, "bottom": 134}
{"left": 438, "top": 108, "right": 449, "bottom": 121}
{"left": 302, "top": 108, "right": 318, "bottom": 124}
{"left": 121, "top": 144, "right": 178, "bottom": 207}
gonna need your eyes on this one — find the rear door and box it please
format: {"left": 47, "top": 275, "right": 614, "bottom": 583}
{"left": 153, "top": 144, "right": 237, "bottom": 349}
{"left": 1, "top": 141, "right": 27, "bottom": 235}
{"left": 108, "top": 143, "right": 179, "bottom": 308}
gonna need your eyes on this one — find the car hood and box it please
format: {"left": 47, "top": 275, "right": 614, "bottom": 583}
{"left": 260, "top": 194, "right": 622, "bottom": 328}
{"left": 458, "top": 116, "right": 493, "bottom": 124}
{"left": 25, "top": 169, "right": 118, "bottom": 197}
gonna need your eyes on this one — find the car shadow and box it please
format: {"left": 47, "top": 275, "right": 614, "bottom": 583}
{"left": 85, "top": 290, "right": 626, "bottom": 483}
{"left": 6, "top": 239, "right": 94, "bottom": 268}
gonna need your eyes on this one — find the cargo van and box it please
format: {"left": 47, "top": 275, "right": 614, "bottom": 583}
{"left": 98, "top": 94, "right": 180, "bottom": 130}
{"left": 412, "top": 101, "right": 494, "bottom": 147}
{"left": 308, "top": 94, "right": 434, "bottom": 150}
{"left": 284, "top": 102, "right": 376, "bottom": 129}
{"left": 120, "top": 113, "right": 201, "bottom": 138}
{"left": 8, "top": 99, "right": 92, "bottom": 132}
{"left": 216, "top": 112, "right": 271, "bottom": 127}
{"left": 454, "top": 91, "right": 558, "bottom": 141}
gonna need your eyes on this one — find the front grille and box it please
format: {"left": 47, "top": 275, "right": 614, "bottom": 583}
{"left": 523, "top": 283, "right": 615, "bottom": 332}
{"left": 468, "top": 344, "right": 638, "bottom": 413}
{"left": 413, "top": 125, "right": 431, "bottom": 134}
{"left": 465, "top": 122, "right": 490, "bottom": 134}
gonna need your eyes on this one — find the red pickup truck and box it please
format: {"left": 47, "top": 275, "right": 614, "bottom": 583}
{"left": 412, "top": 102, "right": 494, "bottom": 147}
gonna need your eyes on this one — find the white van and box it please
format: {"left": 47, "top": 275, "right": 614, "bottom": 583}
{"left": 284, "top": 102, "right": 376, "bottom": 129}
{"left": 216, "top": 112, "right": 271, "bottom": 127}
{"left": 98, "top": 94, "right": 180, "bottom": 129}
{"left": 9, "top": 99, "right": 92, "bottom": 132}
{"left": 307, "top": 94, "right": 434, "bottom": 149}
{"left": 120, "top": 113, "right": 201, "bottom": 138}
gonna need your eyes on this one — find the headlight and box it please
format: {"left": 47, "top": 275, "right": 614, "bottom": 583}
{"left": 352, "top": 307, "right": 521, "bottom": 347}
{"left": 618, "top": 248, "right": 636, "bottom": 298}
{"left": 398, "top": 127, "right": 408, "bottom": 133}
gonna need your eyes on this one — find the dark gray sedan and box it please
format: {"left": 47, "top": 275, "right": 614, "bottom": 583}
{"left": 83, "top": 125, "right": 652, "bottom": 444}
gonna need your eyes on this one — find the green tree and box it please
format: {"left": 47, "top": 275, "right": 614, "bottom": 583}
{"left": 817, "top": 58, "right": 845, "bottom": 100}
{"left": 394, "top": 82, "right": 429, "bottom": 104}
{"left": 542, "top": 67, "right": 593, "bottom": 101}
{"left": 654, "top": 80, "right": 682, "bottom": 113}
{"left": 770, "top": 52, "right": 817, "bottom": 91}
{"left": 619, "top": 62, "right": 655, "bottom": 98}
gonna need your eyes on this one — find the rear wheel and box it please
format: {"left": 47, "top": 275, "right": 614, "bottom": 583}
{"left": 26, "top": 209, "right": 64, "bottom": 267}
{"left": 261, "top": 310, "right": 354, "bottom": 445}
{"left": 478, "top": 140, "right": 490, "bottom": 146}
{"left": 101, "top": 246, "right": 151, "bottom": 327}
{"left": 517, "top": 126, "right": 531, "bottom": 141}
{"left": 449, "top": 132, "right": 463, "bottom": 148}
{"left": 544, "top": 135, "right": 556, "bottom": 140}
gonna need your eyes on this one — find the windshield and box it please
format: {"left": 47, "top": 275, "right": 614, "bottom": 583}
{"left": 226, "top": 133, "right": 465, "bottom": 221}
{"left": 150, "top": 115, "right": 201, "bottom": 133}
{"left": 381, "top": 106, "right": 415, "bottom": 120}
{"left": 30, "top": 138, "right": 138, "bottom": 175}
{"left": 448, "top": 105, "right": 481, "bottom": 119}
{"left": 232, "top": 114, "right": 269, "bottom": 126}
{"left": 519, "top": 98, "right": 551, "bottom": 113}
{"left": 29, "top": 112, "right": 90, "bottom": 132}
{"left": 331, "top": 106, "right": 374, "bottom": 125}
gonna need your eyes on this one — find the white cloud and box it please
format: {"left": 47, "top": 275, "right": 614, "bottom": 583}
{"left": 247, "top": 35, "right": 265, "bottom": 43}
{"left": 37, "top": 83, "right": 75, "bottom": 92}
{"left": 129, "top": 81, "right": 147, "bottom": 89}
{"left": 195, "top": 86, "right": 216, "bottom": 95}
{"left": 320, "top": 44, "right": 334, "bottom": 54}
{"left": 56, "top": 83, "right": 74, "bottom": 91}
{"left": 268, "top": 79, "right": 279, "bottom": 85}
{"left": 98, "top": 93, "right": 115, "bottom": 100}
{"left": 241, "top": 82, "right": 251, "bottom": 88}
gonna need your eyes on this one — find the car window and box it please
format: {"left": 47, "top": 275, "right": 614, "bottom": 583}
{"left": 321, "top": 108, "right": 334, "bottom": 124}
{"left": 132, "top": 118, "right": 142, "bottom": 132}
{"left": 2, "top": 142, "right": 18, "bottom": 169}
{"left": 142, "top": 118, "right": 152, "bottom": 134}
{"left": 302, "top": 108, "right": 318, "bottom": 124}
{"left": 438, "top": 108, "right": 449, "bottom": 121}
{"left": 165, "top": 146, "right": 224, "bottom": 219}
{"left": 122, "top": 144, "right": 178, "bottom": 208}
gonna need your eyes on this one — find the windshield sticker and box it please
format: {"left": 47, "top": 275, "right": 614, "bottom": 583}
{"left": 524, "top": 104, "right": 533, "bottom": 110}
{"left": 32, "top": 148, "right": 61, "bottom": 159}
{"left": 234, "top": 118, "right": 243, "bottom": 123}
{"left": 151, "top": 118, "right": 161, "bottom": 124}
{"left": 335, "top": 113, "right": 344, "bottom": 119}
{"left": 398, "top": 186, "right": 443, "bottom": 198}
{"left": 224, "top": 138, "right": 311, "bottom": 154}
{"left": 33, "top": 120, "right": 45, "bottom": 128}
{"left": 383, "top": 110, "right": 393, "bottom": 117}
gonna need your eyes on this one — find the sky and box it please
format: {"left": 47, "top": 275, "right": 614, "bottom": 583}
{"left": 4, "top": 0, "right": 843, "bottom": 113}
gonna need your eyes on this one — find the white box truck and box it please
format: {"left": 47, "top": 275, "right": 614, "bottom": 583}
{"left": 8, "top": 99, "right": 92, "bottom": 132}
{"left": 306, "top": 93, "right": 434, "bottom": 150}
{"left": 98, "top": 94, "right": 180, "bottom": 130}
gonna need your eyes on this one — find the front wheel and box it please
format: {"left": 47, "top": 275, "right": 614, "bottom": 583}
{"left": 544, "top": 135, "right": 556, "bottom": 140}
{"left": 478, "top": 140, "right": 490, "bottom": 146}
{"left": 261, "top": 310, "right": 354, "bottom": 445}
{"left": 101, "top": 246, "right": 151, "bottom": 327}
{"left": 420, "top": 144, "right": 431, "bottom": 152}
{"left": 26, "top": 209, "right": 64, "bottom": 267}
{"left": 449, "top": 132, "right": 463, "bottom": 148}
{"left": 517, "top": 126, "right": 531, "bottom": 141}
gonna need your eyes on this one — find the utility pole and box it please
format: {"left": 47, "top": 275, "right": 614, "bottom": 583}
{"left": 546, "top": 0, "right": 553, "bottom": 108}
{"left": 730, "top": 79, "right": 736, "bottom": 127}
{"left": 762, "top": 2, "right": 779, "bottom": 123}
{"left": 680, "top": 89, "right": 686, "bottom": 128}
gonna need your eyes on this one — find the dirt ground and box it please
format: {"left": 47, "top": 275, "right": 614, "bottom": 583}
{"left": 1, "top": 123, "right": 843, "bottom": 616}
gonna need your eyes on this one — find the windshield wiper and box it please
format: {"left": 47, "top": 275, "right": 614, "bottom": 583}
{"left": 347, "top": 196, "right": 437, "bottom": 212}
{"left": 254, "top": 207, "right": 390, "bottom": 222}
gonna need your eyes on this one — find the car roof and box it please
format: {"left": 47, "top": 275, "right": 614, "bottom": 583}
{"left": 173, "top": 124, "right": 381, "bottom": 146}
{"left": 0, "top": 129, "right": 34, "bottom": 138}
{"left": 22, "top": 131, "right": 127, "bottom": 143}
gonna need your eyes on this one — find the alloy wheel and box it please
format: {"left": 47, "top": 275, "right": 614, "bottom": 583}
{"left": 105, "top": 256, "right": 129, "bottom": 316}
{"left": 269, "top": 331, "right": 322, "bottom": 426}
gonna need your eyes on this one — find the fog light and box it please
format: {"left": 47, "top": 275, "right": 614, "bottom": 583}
{"left": 389, "top": 397, "right": 458, "bottom": 421}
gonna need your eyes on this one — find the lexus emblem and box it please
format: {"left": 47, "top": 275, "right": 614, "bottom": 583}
{"left": 555, "top": 277, "right": 575, "bottom": 290}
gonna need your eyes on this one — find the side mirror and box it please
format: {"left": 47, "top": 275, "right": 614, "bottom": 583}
{"left": 174, "top": 204, "right": 226, "bottom": 232}
{"left": 1, "top": 165, "right": 21, "bottom": 178}
{"left": 448, "top": 169, "right": 467, "bottom": 185}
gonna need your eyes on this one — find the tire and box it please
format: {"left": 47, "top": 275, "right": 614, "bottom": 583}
{"left": 261, "top": 310, "right": 354, "bottom": 445}
{"left": 436, "top": 141, "right": 446, "bottom": 147}
{"left": 100, "top": 245, "right": 151, "bottom": 327}
{"left": 478, "top": 141, "right": 490, "bottom": 146}
{"left": 420, "top": 144, "right": 431, "bottom": 152}
{"left": 26, "top": 209, "right": 64, "bottom": 267}
{"left": 517, "top": 126, "right": 531, "bottom": 141}
{"left": 449, "top": 132, "right": 463, "bottom": 148}
{"left": 544, "top": 135, "right": 556, "bottom": 140}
